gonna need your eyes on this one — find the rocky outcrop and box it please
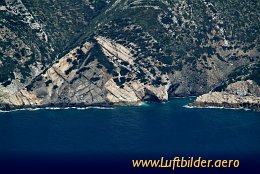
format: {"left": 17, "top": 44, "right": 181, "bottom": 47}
{"left": 97, "top": 36, "right": 170, "bottom": 103}
{"left": 189, "top": 80, "right": 260, "bottom": 111}
{"left": 0, "top": 36, "right": 171, "bottom": 111}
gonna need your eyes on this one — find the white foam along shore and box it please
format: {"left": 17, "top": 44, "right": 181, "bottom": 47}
{"left": 0, "top": 100, "right": 156, "bottom": 113}
{"left": 183, "top": 105, "right": 251, "bottom": 111}
{"left": 0, "top": 100, "right": 154, "bottom": 113}
{"left": 0, "top": 106, "right": 114, "bottom": 113}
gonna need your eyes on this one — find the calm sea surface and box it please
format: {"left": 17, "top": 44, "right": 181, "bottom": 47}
{"left": 0, "top": 98, "right": 259, "bottom": 173}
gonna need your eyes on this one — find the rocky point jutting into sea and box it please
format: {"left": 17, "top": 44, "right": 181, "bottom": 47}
{"left": 189, "top": 80, "right": 260, "bottom": 111}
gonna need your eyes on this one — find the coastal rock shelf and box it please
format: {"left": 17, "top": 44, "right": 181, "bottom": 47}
{"left": 189, "top": 80, "right": 260, "bottom": 111}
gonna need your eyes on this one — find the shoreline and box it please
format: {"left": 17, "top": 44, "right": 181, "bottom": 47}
{"left": 186, "top": 102, "right": 260, "bottom": 112}
{"left": 184, "top": 105, "right": 252, "bottom": 111}
{"left": 0, "top": 101, "right": 148, "bottom": 113}
{"left": 0, "top": 102, "right": 113, "bottom": 113}
{"left": 1, "top": 97, "right": 258, "bottom": 113}
{"left": 0, "top": 106, "right": 115, "bottom": 113}
{"left": 0, "top": 98, "right": 185, "bottom": 113}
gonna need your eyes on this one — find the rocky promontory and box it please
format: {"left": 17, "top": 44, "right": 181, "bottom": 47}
{"left": 189, "top": 80, "right": 260, "bottom": 111}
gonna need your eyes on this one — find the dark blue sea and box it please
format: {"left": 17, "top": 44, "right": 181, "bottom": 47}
{"left": 0, "top": 98, "right": 259, "bottom": 174}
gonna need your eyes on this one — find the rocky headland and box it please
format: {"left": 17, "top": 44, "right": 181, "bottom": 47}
{"left": 189, "top": 80, "right": 260, "bottom": 111}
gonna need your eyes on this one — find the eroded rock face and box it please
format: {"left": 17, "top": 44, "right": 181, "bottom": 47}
{"left": 0, "top": 36, "right": 171, "bottom": 110}
{"left": 190, "top": 80, "right": 260, "bottom": 111}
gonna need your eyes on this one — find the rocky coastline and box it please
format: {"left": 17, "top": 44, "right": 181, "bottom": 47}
{"left": 0, "top": 1, "right": 259, "bottom": 112}
{"left": 189, "top": 80, "right": 260, "bottom": 111}
{"left": 1, "top": 80, "right": 260, "bottom": 112}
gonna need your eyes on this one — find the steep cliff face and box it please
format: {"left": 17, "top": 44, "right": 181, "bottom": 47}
{"left": 0, "top": 0, "right": 259, "bottom": 110}
{"left": 190, "top": 80, "right": 260, "bottom": 111}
